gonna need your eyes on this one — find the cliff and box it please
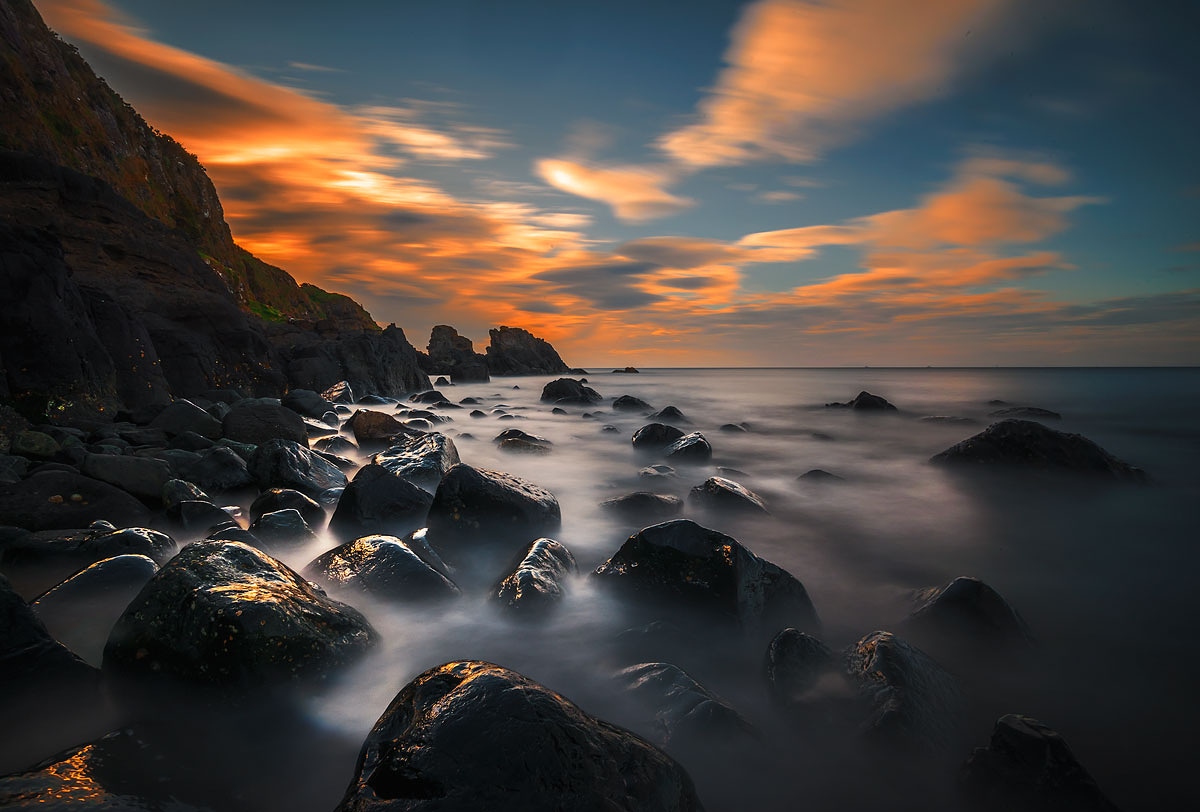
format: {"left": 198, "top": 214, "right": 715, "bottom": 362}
{"left": 485, "top": 326, "right": 571, "bottom": 376}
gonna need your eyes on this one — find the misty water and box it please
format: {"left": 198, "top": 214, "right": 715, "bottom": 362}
{"left": 14, "top": 367, "right": 1200, "bottom": 811}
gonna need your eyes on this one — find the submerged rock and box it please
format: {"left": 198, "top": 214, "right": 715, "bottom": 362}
{"left": 613, "top": 394, "right": 652, "bottom": 411}
{"left": 307, "top": 534, "right": 459, "bottom": 604}
{"left": 593, "top": 519, "right": 818, "bottom": 631}
{"left": 930, "top": 419, "right": 1146, "bottom": 481}
{"left": 798, "top": 468, "right": 845, "bottom": 483}
{"left": 600, "top": 492, "right": 684, "bottom": 522}
{"left": 826, "top": 390, "right": 898, "bottom": 410}
{"left": 616, "top": 662, "right": 757, "bottom": 749}
{"left": 427, "top": 464, "right": 561, "bottom": 551}
{"left": 103, "top": 540, "right": 377, "bottom": 692}
{"left": 764, "top": 628, "right": 835, "bottom": 707}
{"left": 687, "top": 476, "right": 768, "bottom": 515}
{"left": 632, "top": 422, "right": 686, "bottom": 449}
{"left": 492, "top": 537, "right": 577, "bottom": 615}
{"left": 540, "top": 377, "right": 602, "bottom": 405}
{"left": 330, "top": 463, "right": 433, "bottom": 538}
{"left": 649, "top": 406, "right": 689, "bottom": 424}
{"left": 334, "top": 660, "right": 703, "bottom": 812}
{"left": 373, "top": 432, "right": 461, "bottom": 491}
{"left": 663, "top": 432, "right": 712, "bottom": 464}
{"left": 907, "top": 576, "right": 1034, "bottom": 648}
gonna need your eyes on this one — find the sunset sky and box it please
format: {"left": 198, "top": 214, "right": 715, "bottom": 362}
{"left": 33, "top": 0, "right": 1200, "bottom": 367}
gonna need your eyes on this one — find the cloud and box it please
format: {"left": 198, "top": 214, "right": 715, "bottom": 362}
{"left": 534, "top": 158, "right": 693, "bottom": 222}
{"left": 658, "top": 0, "right": 1009, "bottom": 167}
{"left": 756, "top": 190, "right": 804, "bottom": 203}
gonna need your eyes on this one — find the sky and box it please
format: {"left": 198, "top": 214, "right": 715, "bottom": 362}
{"left": 32, "top": 0, "right": 1200, "bottom": 367}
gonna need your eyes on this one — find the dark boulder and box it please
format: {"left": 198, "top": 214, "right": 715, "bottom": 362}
{"left": 614, "top": 394, "right": 652, "bottom": 411}
{"left": 80, "top": 452, "right": 173, "bottom": 502}
{"left": 427, "top": 464, "right": 561, "bottom": 552}
{"left": 409, "top": 389, "right": 449, "bottom": 404}
{"left": 632, "top": 422, "right": 685, "bottom": 450}
{"left": 649, "top": 406, "right": 689, "bottom": 424}
{"left": 347, "top": 408, "right": 411, "bottom": 446}
{"left": 179, "top": 446, "right": 253, "bottom": 492}
{"left": 826, "top": 391, "right": 898, "bottom": 410}
{"left": 499, "top": 437, "right": 551, "bottom": 454}
{"left": 333, "top": 660, "right": 703, "bottom": 812}
{"left": 593, "top": 519, "right": 819, "bottom": 631}
{"left": 323, "top": 380, "right": 356, "bottom": 404}
{"left": 281, "top": 388, "right": 336, "bottom": 420}
{"left": 248, "top": 508, "right": 317, "bottom": 548}
{"left": 687, "top": 476, "right": 767, "bottom": 514}
{"left": 764, "top": 628, "right": 834, "bottom": 707}
{"left": 616, "top": 662, "right": 757, "bottom": 749}
{"left": 166, "top": 499, "right": 236, "bottom": 535}
{"left": 613, "top": 366, "right": 640, "bottom": 373}
{"left": 161, "top": 478, "right": 209, "bottom": 512}
{"left": 639, "top": 464, "right": 677, "bottom": 480}
{"left": 494, "top": 428, "right": 552, "bottom": 445}
{"left": 798, "top": 468, "right": 844, "bottom": 483}
{"left": 221, "top": 399, "right": 308, "bottom": 446}
{"left": 960, "top": 714, "right": 1121, "bottom": 812}
{"left": 844, "top": 631, "right": 964, "bottom": 753}
{"left": 330, "top": 463, "right": 433, "bottom": 539}
{"left": 0, "top": 470, "right": 150, "bottom": 531}
{"left": 148, "top": 399, "right": 223, "bottom": 439}
{"left": 372, "top": 433, "right": 460, "bottom": 490}
{"left": 103, "top": 540, "right": 377, "bottom": 692}
{"left": 0, "top": 526, "right": 176, "bottom": 598}
{"left": 315, "top": 434, "right": 359, "bottom": 456}
{"left": 987, "top": 406, "right": 1062, "bottom": 420}
{"left": 249, "top": 487, "right": 325, "bottom": 527}
{"left": 306, "top": 534, "right": 459, "bottom": 604}
{"left": 664, "top": 432, "right": 712, "bottom": 464}
{"left": 484, "top": 325, "right": 571, "bottom": 376}
{"left": 540, "top": 377, "right": 601, "bottom": 405}
{"left": 719, "top": 423, "right": 748, "bottom": 433}
{"left": 930, "top": 419, "right": 1146, "bottom": 481}
{"left": 906, "top": 576, "right": 1034, "bottom": 649}
{"left": 600, "top": 492, "right": 684, "bottom": 522}
{"left": 249, "top": 438, "right": 348, "bottom": 496}
{"left": 492, "top": 537, "right": 577, "bottom": 615}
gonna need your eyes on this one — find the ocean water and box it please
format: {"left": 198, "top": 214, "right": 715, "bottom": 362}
{"left": 14, "top": 368, "right": 1200, "bottom": 810}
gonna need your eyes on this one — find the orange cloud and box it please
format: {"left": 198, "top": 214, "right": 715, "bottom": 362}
{"left": 534, "top": 159, "right": 693, "bottom": 223}
{"left": 658, "top": 0, "right": 1009, "bottom": 167}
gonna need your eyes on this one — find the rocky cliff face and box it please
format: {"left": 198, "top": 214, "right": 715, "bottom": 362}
{"left": 423, "top": 325, "right": 490, "bottom": 383}
{"left": 486, "top": 326, "right": 571, "bottom": 376}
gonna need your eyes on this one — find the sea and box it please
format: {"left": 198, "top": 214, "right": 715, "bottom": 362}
{"left": 18, "top": 367, "right": 1200, "bottom": 810}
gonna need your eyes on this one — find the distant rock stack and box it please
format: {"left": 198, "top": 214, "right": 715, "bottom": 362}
{"left": 485, "top": 325, "right": 571, "bottom": 375}
{"left": 423, "top": 325, "right": 490, "bottom": 383}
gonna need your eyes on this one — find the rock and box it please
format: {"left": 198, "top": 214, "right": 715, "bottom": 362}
{"left": 798, "top": 469, "right": 844, "bottom": 482}
{"left": 103, "top": 540, "right": 377, "bottom": 692}
{"left": 333, "top": 660, "right": 703, "bottom": 812}
{"left": 167, "top": 429, "right": 215, "bottom": 451}
{"left": 844, "top": 631, "right": 964, "bottom": 752}
{"left": 0, "top": 454, "right": 29, "bottom": 484}
{"left": 148, "top": 399, "right": 222, "bottom": 439}
{"left": 0, "top": 470, "right": 151, "bottom": 531}
{"left": 409, "top": 389, "right": 449, "bottom": 404}
{"left": 649, "top": 406, "right": 689, "bottom": 424}
{"left": 494, "top": 428, "right": 552, "bottom": 445}
{"left": 616, "top": 662, "right": 757, "bottom": 749}
{"left": 593, "top": 519, "right": 819, "bottom": 631}
{"left": 118, "top": 426, "right": 169, "bottom": 447}
{"left": 323, "top": 380, "right": 356, "bottom": 404}
{"left": 719, "top": 423, "right": 747, "bottom": 433}
{"left": 484, "top": 325, "right": 571, "bottom": 376}
{"left": 613, "top": 394, "right": 652, "bottom": 411}
{"left": 639, "top": 464, "right": 677, "bottom": 480}
{"left": 30, "top": 554, "right": 159, "bottom": 665}
{"left": 427, "top": 464, "right": 561, "bottom": 552}
{"left": 249, "top": 509, "right": 317, "bottom": 548}
{"left": 600, "top": 492, "right": 684, "bottom": 522}
{"left": 930, "top": 419, "right": 1146, "bottom": 481}
{"left": 0, "top": 526, "right": 176, "bottom": 598}
{"left": 764, "top": 628, "right": 834, "bottom": 707}
{"left": 906, "top": 576, "right": 1034, "bottom": 648}
{"left": 826, "top": 391, "right": 898, "bottom": 410}
{"left": 687, "top": 476, "right": 767, "bottom": 514}
{"left": 12, "top": 429, "right": 60, "bottom": 459}
{"left": 330, "top": 463, "right": 433, "bottom": 539}
{"left": 179, "top": 446, "right": 253, "bottom": 492}
{"left": 434, "top": 376, "right": 450, "bottom": 386}
{"left": 166, "top": 499, "right": 234, "bottom": 534}
{"left": 314, "top": 435, "right": 359, "bottom": 456}
{"left": 307, "top": 534, "right": 459, "bottom": 604}
{"left": 372, "top": 433, "right": 460, "bottom": 490}
{"left": 632, "top": 423, "right": 686, "bottom": 450}
{"left": 492, "top": 537, "right": 577, "bottom": 615}
{"left": 2, "top": 570, "right": 99, "bottom": 694}
{"left": 249, "top": 488, "right": 325, "bottom": 527}
{"left": 80, "top": 453, "right": 172, "bottom": 502}
{"left": 347, "top": 408, "right": 411, "bottom": 446}
{"left": 987, "top": 406, "right": 1062, "bottom": 419}
{"left": 612, "top": 366, "right": 640, "bottom": 373}
{"left": 613, "top": 621, "right": 701, "bottom": 670}
{"left": 960, "top": 714, "right": 1121, "bottom": 812}
{"left": 920, "top": 416, "right": 978, "bottom": 425}
{"left": 222, "top": 399, "right": 309, "bottom": 446}
{"left": 499, "top": 437, "right": 552, "bottom": 454}
{"left": 540, "top": 377, "right": 601, "bottom": 405}
{"left": 281, "top": 388, "right": 336, "bottom": 420}
{"left": 425, "top": 325, "right": 490, "bottom": 382}
{"left": 249, "top": 438, "right": 348, "bottom": 496}
{"left": 664, "top": 432, "right": 712, "bottom": 464}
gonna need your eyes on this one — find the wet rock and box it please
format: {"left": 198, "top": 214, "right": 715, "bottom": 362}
{"left": 249, "top": 508, "right": 317, "bottom": 548}
{"left": 498, "top": 437, "right": 551, "bottom": 454}
{"left": 616, "top": 662, "right": 757, "bottom": 749}
{"left": 492, "top": 537, "right": 577, "bottom": 615}
{"left": 930, "top": 419, "right": 1146, "bottom": 481}
{"left": 249, "top": 439, "right": 348, "bottom": 497}
{"left": 359, "top": 395, "right": 395, "bottom": 406}
{"left": 307, "top": 534, "right": 458, "bottom": 604}
{"left": 593, "top": 519, "right": 819, "bottom": 631}
{"left": 0, "top": 454, "right": 29, "bottom": 484}
{"left": 613, "top": 394, "right": 652, "bottom": 411}
{"left": 906, "top": 576, "right": 1034, "bottom": 648}
{"left": 369, "top": 433, "right": 459, "bottom": 492}
{"left": 764, "top": 628, "right": 834, "bottom": 707}
{"left": 2, "top": 570, "right": 99, "bottom": 690}
{"left": 249, "top": 487, "right": 325, "bottom": 527}
{"left": 427, "top": 464, "right": 561, "bottom": 551}
{"left": 409, "top": 389, "right": 449, "bottom": 404}
{"left": 719, "top": 423, "right": 748, "bottom": 433}
{"left": 649, "top": 406, "right": 689, "bottom": 424}
{"left": 798, "top": 468, "right": 844, "bottom": 482}
{"left": 494, "top": 428, "right": 552, "bottom": 445}
{"left": 314, "top": 435, "right": 359, "bottom": 456}
{"left": 826, "top": 390, "right": 898, "bottom": 410}
{"left": 987, "top": 406, "right": 1062, "bottom": 420}
{"left": 330, "top": 463, "right": 433, "bottom": 538}
{"left": 687, "top": 476, "right": 767, "bottom": 514}
{"left": 104, "top": 540, "right": 377, "bottom": 692}
{"left": 639, "top": 464, "right": 677, "bottom": 480}
{"left": 613, "top": 621, "right": 700, "bottom": 669}
{"left": 434, "top": 376, "right": 450, "bottom": 386}
{"left": 12, "top": 430, "right": 60, "bottom": 460}
{"left": 281, "top": 388, "right": 337, "bottom": 420}
{"left": 31, "top": 554, "right": 159, "bottom": 665}
{"left": 347, "top": 408, "right": 411, "bottom": 446}
{"left": 167, "top": 430, "right": 215, "bottom": 451}
{"left": 80, "top": 453, "right": 172, "bottom": 502}
{"left": 149, "top": 399, "right": 222, "bottom": 439}
{"left": 0, "top": 470, "right": 151, "bottom": 531}
{"left": 632, "top": 422, "right": 686, "bottom": 450}
{"left": 179, "top": 446, "right": 253, "bottom": 492}
{"left": 222, "top": 399, "right": 308, "bottom": 446}
{"left": 0, "top": 526, "right": 176, "bottom": 599}
{"left": 844, "top": 631, "right": 964, "bottom": 753}
{"left": 540, "top": 377, "right": 602, "bottom": 405}
{"left": 333, "top": 660, "right": 703, "bottom": 812}
{"left": 166, "top": 500, "right": 235, "bottom": 534}
{"left": 664, "top": 432, "right": 712, "bottom": 464}
{"left": 960, "top": 714, "right": 1121, "bottom": 812}
{"left": 322, "top": 380, "right": 356, "bottom": 404}
{"left": 600, "top": 492, "right": 684, "bottom": 522}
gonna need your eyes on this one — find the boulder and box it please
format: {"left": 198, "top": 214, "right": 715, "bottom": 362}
{"left": 930, "top": 419, "right": 1146, "bottom": 481}
{"left": 249, "top": 439, "right": 348, "bottom": 496}
{"left": 306, "top": 534, "right": 459, "bottom": 604}
{"left": 104, "top": 540, "right": 377, "bottom": 692}
{"left": 314, "top": 435, "right": 359, "bottom": 456}
{"left": 613, "top": 394, "right": 652, "bottom": 411}
{"left": 639, "top": 464, "right": 677, "bottom": 480}
{"left": 179, "top": 446, "right": 253, "bottom": 492}
{"left": 826, "top": 391, "right": 898, "bottom": 410}
{"left": 907, "top": 576, "right": 1034, "bottom": 649}
{"left": 960, "top": 714, "right": 1121, "bottom": 812}
{"left": 764, "top": 628, "right": 834, "bottom": 707}
{"left": 323, "top": 380, "right": 356, "bottom": 404}
{"left": 798, "top": 469, "right": 844, "bottom": 483}
{"left": 80, "top": 453, "right": 172, "bottom": 502}
{"left": 632, "top": 423, "right": 686, "bottom": 450}
{"left": 649, "top": 406, "right": 689, "bottom": 424}
{"left": 2, "top": 570, "right": 99, "bottom": 694}
{"left": 664, "top": 432, "right": 712, "bottom": 464}
{"left": 499, "top": 437, "right": 551, "bottom": 454}
{"left": 330, "top": 463, "right": 433, "bottom": 539}
{"left": 347, "top": 408, "right": 411, "bottom": 446}
{"left": 600, "top": 492, "right": 685, "bottom": 522}
{"left": 373, "top": 432, "right": 461, "bottom": 490}
{"left": 221, "top": 399, "right": 308, "bottom": 446}
{"left": 409, "top": 389, "right": 449, "bottom": 404}
{"left": 161, "top": 479, "right": 209, "bottom": 511}
{"left": 248, "top": 509, "right": 317, "bottom": 548}
{"left": 494, "top": 428, "right": 552, "bottom": 445}
{"left": 613, "top": 366, "right": 640, "bottom": 373}
{"left": 492, "top": 537, "right": 577, "bottom": 615}
{"left": 844, "top": 631, "right": 964, "bottom": 753}
{"left": 484, "top": 325, "right": 571, "bottom": 376}
{"left": 592, "top": 519, "right": 819, "bottom": 631}
{"left": 166, "top": 499, "right": 236, "bottom": 534}
{"left": 333, "top": 660, "right": 703, "bottom": 812}
{"left": 616, "top": 662, "right": 757, "bottom": 749}
{"left": 148, "top": 400, "right": 222, "bottom": 439}
{"left": 540, "top": 377, "right": 602, "bottom": 405}
{"left": 0, "top": 470, "right": 151, "bottom": 531}
{"left": 249, "top": 487, "right": 325, "bottom": 527}
{"left": 0, "top": 454, "right": 29, "bottom": 484}
{"left": 427, "top": 464, "right": 561, "bottom": 551}
{"left": 281, "top": 388, "right": 336, "bottom": 420}
{"left": 687, "top": 476, "right": 768, "bottom": 514}
{"left": 12, "top": 430, "right": 60, "bottom": 459}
